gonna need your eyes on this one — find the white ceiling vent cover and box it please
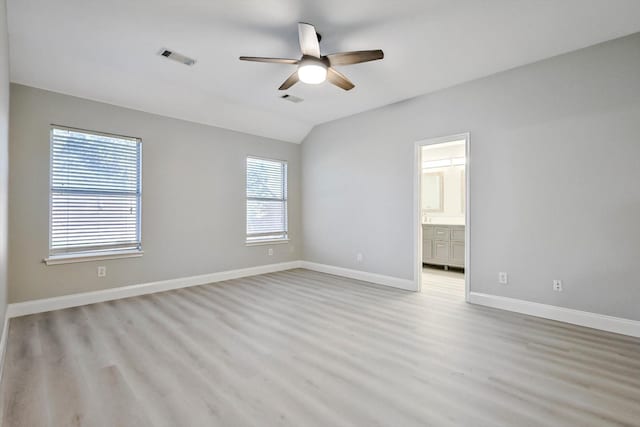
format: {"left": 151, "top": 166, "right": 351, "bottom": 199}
{"left": 280, "top": 94, "right": 303, "bottom": 103}
{"left": 158, "top": 48, "right": 196, "bottom": 66}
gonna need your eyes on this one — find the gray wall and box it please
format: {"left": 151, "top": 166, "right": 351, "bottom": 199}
{"left": 0, "top": 0, "right": 8, "bottom": 327}
{"left": 302, "top": 33, "right": 640, "bottom": 321}
{"left": 9, "top": 84, "right": 301, "bottom": 302}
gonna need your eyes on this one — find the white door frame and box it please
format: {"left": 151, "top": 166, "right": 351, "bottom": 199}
{"left": 413, "top": 133, "right": 470, "bottom": 301}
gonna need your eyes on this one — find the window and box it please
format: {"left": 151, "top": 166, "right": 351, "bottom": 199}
{"left": 48, "top": 126, "right": 142, "bottom": 261}
{"left": 246, "top": 157, "right": 288, "bottom": 243}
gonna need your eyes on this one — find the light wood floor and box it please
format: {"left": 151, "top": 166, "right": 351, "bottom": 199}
{"left": 1, "top": 268, "right": 639, "bottom": 426}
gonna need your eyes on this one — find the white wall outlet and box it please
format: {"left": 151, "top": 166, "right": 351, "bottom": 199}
{"left": 356, "top": 253, "right": 363, "bottom": 263}
{"left": 498, "top": 272, "right": 508, "bottom": 284}
{"left": 97, "top": 266, "right": 107, "bottom": 278}
{"left": 553, "top": 280, "right": 563, "bottom": 292}
{"left": 267, "top": 248, "right": 274, "bottom": 256}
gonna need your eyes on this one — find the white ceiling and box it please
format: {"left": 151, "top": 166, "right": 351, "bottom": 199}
{"left": 7, "top": 0, "right": 640, "bottom": 143}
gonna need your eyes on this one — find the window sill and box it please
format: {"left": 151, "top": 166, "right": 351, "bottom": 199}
{"left": 44, "top": 249, "right": 144, "bottom": 266}
{"left": 245, "top": 239, "right": 289, "bottom": 247}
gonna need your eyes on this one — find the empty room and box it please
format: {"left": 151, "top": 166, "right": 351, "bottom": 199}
{"left": 0, "top": 0, "right": 639, "bottom": 426}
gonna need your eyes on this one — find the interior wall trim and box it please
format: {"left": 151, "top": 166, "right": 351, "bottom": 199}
{"left": 469, "top": 292, "right": 640, "bottom": 338}
{"left": 0, "top": 312, "right": 10, "bottom": 384}
{"left": 5, "top": 260, "right": 415, "bottom": 320}
{"left": 5, "top": 262, "right": 635, "bottom": 340}
{"left": 6, "top": 261, "right": 303, "bottom": 318}
{"left": 300, "top": 261, "right": 417, "bottom": 291}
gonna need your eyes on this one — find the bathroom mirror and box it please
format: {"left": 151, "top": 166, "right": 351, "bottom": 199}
{"left": 422, "top": 172, "right": 444, "bottom": 212}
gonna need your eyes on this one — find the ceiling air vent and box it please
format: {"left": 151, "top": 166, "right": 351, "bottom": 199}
{"left": 280, "top": 94, "right": 303, "bottom": 103}
{"left": 158, "top": 48, "right": 196, "bottom": 66}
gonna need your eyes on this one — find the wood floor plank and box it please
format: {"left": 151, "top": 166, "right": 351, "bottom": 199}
{"left": 90, "top": 365, "right": 156, "bottom": 427}
{"left": 1, "top": 268, "right": 639, "bottom": 426}
{"left": 0, "top": 315, "right": 51, "bottom": 427}
{"left": 36, "top": 311, "right": 105, "bottom": 427}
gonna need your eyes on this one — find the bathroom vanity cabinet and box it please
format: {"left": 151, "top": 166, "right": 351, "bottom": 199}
{"left": 422, "top": 224, "right": 465, "bottom": 269}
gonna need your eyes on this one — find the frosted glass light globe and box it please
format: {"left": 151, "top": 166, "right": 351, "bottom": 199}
{"left": 297, "top": 59, "right": 327, "bottom": 84}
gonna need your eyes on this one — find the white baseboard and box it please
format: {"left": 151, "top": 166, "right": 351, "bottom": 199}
{"left": 7, "top": 261, "right": 636, "bottom": 339}
{"left": 300, "top": 261, "right": 417, "bottom": 291}
{"left": 0, "top": 311, "right": 10, "bottom": 383}
{"left": 468, "top": 292, "right": 640, "bottom": 338}
{"left": 7, "top": 261, "right": 302, "bottom": 318}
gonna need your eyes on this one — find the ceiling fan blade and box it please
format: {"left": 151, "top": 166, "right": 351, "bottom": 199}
{"left": 326, "top": 50, "right": 384, "bottom": 66}
{"left": 239, "top": 56, "right": 299, "bottom": 64}
{"left": 298, "top": 22, "right": 321, "bottom": 58}
{"left": 278, "top": 71, "right": 299, "bottom": 90}
{"left": 327, "top": 67, "right": 355, "bottom": 91}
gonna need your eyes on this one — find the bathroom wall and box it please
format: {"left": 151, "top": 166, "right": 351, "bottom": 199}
{"left": 421, "top": 143, "right": 465, "bottom": 225}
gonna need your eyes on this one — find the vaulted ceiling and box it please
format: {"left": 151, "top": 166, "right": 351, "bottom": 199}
{"left": 8, "top": 0, "right": 640, "bottom": 142}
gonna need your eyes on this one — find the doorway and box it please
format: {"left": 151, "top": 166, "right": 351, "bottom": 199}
{"left": 414, "top": 134, "right": 469, "bottom": 300}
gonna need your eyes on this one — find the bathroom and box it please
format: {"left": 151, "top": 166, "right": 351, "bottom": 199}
{"left": 420, "top": 138, "right": 466, "bottom": 294}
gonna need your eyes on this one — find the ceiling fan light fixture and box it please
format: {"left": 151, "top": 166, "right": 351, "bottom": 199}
{"left": 297, "top": 59, "right": 327, "bottom": 84}
{"left": 239, "top": 22, "right": 383, "bottom": 91}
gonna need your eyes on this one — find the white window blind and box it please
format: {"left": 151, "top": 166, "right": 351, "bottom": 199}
{"left": 50, "top": 127, "right": 142, "bottom": 256}
{"left": 246, "top": 157, "right": 288, "bottom": 242}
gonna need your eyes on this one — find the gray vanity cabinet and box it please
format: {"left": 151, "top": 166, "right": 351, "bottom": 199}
{"left": 433, "top": 241, "right": 450, "bottom": 263}
{"left": 422, "top": 240, "right": 432, "bottom": 260}
{"left": 450, "top": 241, "right": 465, "bottom": 266}
{"left": 422, "top": 224, "right": 465, "bottom": 268}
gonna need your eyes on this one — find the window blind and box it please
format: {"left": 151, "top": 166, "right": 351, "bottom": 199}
{"left": 50, "top": 127, "right": 142, "bottom": 256}
{"left": 246, "top": 157, "right": 288, "bottom": 242}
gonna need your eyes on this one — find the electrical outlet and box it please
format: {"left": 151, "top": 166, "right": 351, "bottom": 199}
{"left": 97, "top": 266, "right": 107, "bottom": 278}
{"left": 356, "top": 253, "right": 363, "bottom": 263}
{"left": 267, "top": 248, "right": 274, "bottom": 256}
{"left": 498, "top": 272, "right": 508, "bottom": 284}
{"left": 553, "top": 280, "right": 563, "bottom": 292}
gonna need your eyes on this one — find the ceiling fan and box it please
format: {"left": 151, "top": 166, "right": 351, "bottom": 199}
{"left": 239, "top": 22, "right": 384, "bottom": 91}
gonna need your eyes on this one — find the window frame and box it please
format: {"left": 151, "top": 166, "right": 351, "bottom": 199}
{"left": 245, "top": 155, "right": 289, "bottom": 245}
{"left": 44, "top": 125, "right": 143, "bottom": 265}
